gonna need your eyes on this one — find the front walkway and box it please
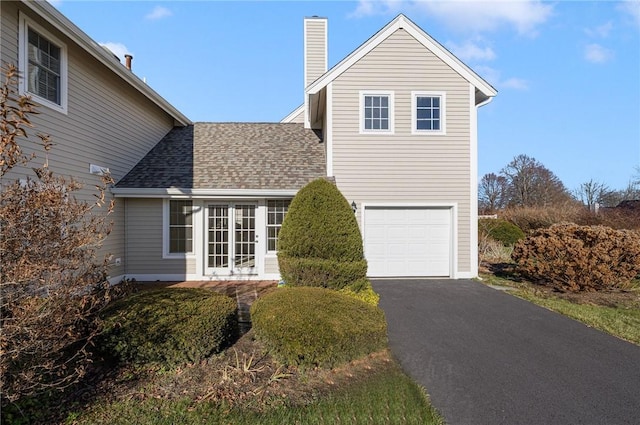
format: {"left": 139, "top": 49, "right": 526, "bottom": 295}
{"left": 372, "top": 279, "right": 640, "bottom": 425}
{"left": 136, "top": 280, "right": 277, "bottom": 332}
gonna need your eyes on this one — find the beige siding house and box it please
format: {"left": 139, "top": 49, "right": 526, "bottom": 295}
{"left": 3, "top": 3, "right": 495, "bottom": 282}
{"left": 0, "top": 1, "right": 189, "bottom": 283}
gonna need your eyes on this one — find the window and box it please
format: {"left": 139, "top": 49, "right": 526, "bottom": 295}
{"left": 412, "top": 92, "right": 446, "bottom": 134}
{"left": 360, "top": 91, "right": 394, "bottom": 133}
{"left": 267, "top": 200, "right": 290, "bottom": 252}
{"left": 169, "top": 200, "right": 193, "bottom": 254}
{"left": 19, "top": 14, "right": 67, "bottom": 113}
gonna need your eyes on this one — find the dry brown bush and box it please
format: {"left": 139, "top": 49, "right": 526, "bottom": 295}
{"left": 511, "top": 223, "right": 640, "bottom": 292}
{"left": 1, "top": 65, "right": 116, "bottom": 404}
{"left": 500, "top": 203, "right": 583, "bottom": 233}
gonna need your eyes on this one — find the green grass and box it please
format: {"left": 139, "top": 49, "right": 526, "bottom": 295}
{"left": 514, "top": 292, "right": 640, "bottom": 345}
{"left": 74, "top": 364, "right": 443, "bottom": 425}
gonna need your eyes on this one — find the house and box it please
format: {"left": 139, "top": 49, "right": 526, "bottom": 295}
{"left": 113, "top": 14, "right": 496, "bottom": 281}
{"left": 2, "top": 2, "right": 495, "bottom": 282}
{"left": 0, "top": 1, "right": 190, "bottom": 283}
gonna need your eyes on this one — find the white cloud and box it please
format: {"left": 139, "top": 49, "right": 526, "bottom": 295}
{"left": 350, "top": 0, "right": 553, "bottom": 36}
{"left": 584, "top": 43, "right": 613, "bottom": 64}
{"left": 501, "top": 77, "right": 529, "bottom": 90}
{"left": 100, "top": 42, "right": 131, "bottom": 62}
{"left": 474, "top": 65, "right": 528, "bottom": 90}
{"left": 447, "top": 40, "right": 496, "bottom": 62}
{"left": 617, "top": 1, "right": 640, "bottom": 27}
{"left": 585, "top": 21, "right": 613, "bottom": 38}
{"left": 145, "top": 5, "right": 172, "bottom": 21}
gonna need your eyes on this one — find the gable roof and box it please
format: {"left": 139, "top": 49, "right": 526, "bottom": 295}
{"left": 306, "top": 14, "right": 497, "bottom": 103}
{"left": 114, "top": 123, "right": 326, "bottom": 195}
{"left": 21, "top": 0, "right": 190, "bottom": 126}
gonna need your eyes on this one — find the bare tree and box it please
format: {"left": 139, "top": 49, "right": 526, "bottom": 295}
{"left": 0, "top": 65, "right": 117, "bottom": 404}
{"left": 501, "top": 154, "right": 571, "bottom": 207}
{"left": 575, "top": 179, "right": 610, "bottom": 210}
{"left": 479, "top": 172, "right": 508, "bottom": 213}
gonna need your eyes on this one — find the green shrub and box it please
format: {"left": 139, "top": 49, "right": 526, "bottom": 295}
{"left": 479, "top": 218, "right": 525, "bottom": 246}
{"left": 339, "top": 278, "right": 380, "bottom": 306}
{"left": 277, "top": 256, "right": 367, "bottom": 290}
{"left": 512, "top": 224, "right": 640, "bottom": 292}
{"left": 98, "top": 289, "right": 238, "bottom": 366}
{"left": 278, "top": 178, "right": 367, "bottom": 288}
{"left": 251, "top": 287, "right": 387, "bottom": 368}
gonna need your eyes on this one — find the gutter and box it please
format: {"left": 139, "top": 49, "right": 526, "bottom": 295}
{"left": 111, "top": 188, "right": 299, "bottom": 198}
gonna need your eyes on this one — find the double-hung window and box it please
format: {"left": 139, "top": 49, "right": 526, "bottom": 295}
{"left": 168, "top": 200, "right": 193, "bottom": 254}
{"left": 19, "top": 14, "right": 68, "bottom": 113}
{"left": 412, "top": 92, "right": 446, "bottom": 134}
{"left": 266, "top": 200, "right": 290, "bottom": 252}
{"left": 360, "top": 91, "right": 394, "bottom": 133}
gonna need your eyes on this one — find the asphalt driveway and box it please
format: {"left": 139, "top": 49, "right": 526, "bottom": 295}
{"left": 372, "top": 279, "right": 640, "bottom": 425}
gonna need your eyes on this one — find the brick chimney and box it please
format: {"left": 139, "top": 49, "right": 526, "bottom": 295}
{"left": 304, "top": 17, "right": 327, "bottom": 88}
{"left": 124, "top": 54, "right": 133, "bottom": 71}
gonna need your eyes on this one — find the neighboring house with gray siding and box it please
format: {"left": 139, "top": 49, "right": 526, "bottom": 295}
{"left": 113, "top": 14, "right": 496, "bottom": 281}
{"left": 3, "top": 3, "right": 495, "bottom": 282}
{"left": 0, "top": 1, "right": 189, "bottom": 283}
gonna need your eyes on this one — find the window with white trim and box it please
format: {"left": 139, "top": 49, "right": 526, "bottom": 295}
{"left": 19, "top": 14, "right": 68, "bottom": 113}
{"left": 360, "top": 91, "right": 394, "bottom": 133}
{"left": 267, "top": 200, "right": 290, "bottom": 252}
{"left": 169, "top": 200, "right": 193, "bottom": 254}
{"left": 412, "top": 92, "right": 446, "bottom": 134}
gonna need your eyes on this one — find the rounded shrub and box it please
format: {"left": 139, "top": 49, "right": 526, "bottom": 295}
{"left": 250, "top": 287, "right": 387, "bottom": 368}
{"left": 98, "top": 288, "right": 238, "bottom": 366}
{"left": 277, "top": 178, "right": 367, "bottom": 289}
{"left": 479, "top": 218, "right": 525, "bottom": 246}
{"left": 339, "top": 278, "right": 380, "bottom": 306}
{"left": 512, "top": 223, "right": 640, "bottom": 292}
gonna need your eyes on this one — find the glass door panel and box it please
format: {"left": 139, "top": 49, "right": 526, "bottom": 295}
{"left": 234, "top": 205, "right": 256, "bottom": 270}
{"left": 207, "top": 205, "right": 229, "bottom": 269}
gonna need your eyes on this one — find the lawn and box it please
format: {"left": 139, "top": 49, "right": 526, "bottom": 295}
{"left": 74, "top": 360, "right": 443, "bottom": 425}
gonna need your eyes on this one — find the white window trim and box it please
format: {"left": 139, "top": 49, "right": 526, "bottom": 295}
{"left": 265, "top": 199, "right": 290, "bottom": 254}
{"left": 359, "top": 91, "right": 394, "bottom": 134}
{"left": 411, "top": 91, "right": 446, "bottom": 135}
{"left": 162, "top": 199, "right": 196, "bottom": 259}
{"left": 18, "top": 12, "right": 68, "bottom": 114}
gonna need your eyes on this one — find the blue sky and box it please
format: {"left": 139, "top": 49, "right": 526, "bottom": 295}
{"left": 51, "top": 0, "right": 640, "bottom": 192}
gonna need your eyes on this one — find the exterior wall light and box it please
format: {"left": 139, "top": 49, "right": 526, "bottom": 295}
{"left": 351, "top": 201, "right": 357, "bottom": 213}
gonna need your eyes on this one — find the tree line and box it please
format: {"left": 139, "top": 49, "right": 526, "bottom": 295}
{"left": 479, "top": 154, "right": 640, "bottom": 214}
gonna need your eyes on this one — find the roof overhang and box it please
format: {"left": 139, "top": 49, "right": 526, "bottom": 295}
{"left": 21, "top": 0, "right": 191, "bottom": 126}
{"left": 111, "top": 187, "right": 299, "bottom": 198}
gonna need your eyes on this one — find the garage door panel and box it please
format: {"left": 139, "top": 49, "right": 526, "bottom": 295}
{"left": 364, "top": 207, "right": 451, "bottom": 277}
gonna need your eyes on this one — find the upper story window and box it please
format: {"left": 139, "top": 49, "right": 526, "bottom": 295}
{"left": 19, "top": 14, "right": 68, "bottom": 114}
{"left": 168, "top": 200, "right": 193, "bottom": 254}
{"left": 267, "top": 199, "right": 290, "bottom": 252}
{"left": 412, "top": 92, "right": 446, "bottom": 135}
{"left": 360, "top": 91, "right": 394, "bottom": 134}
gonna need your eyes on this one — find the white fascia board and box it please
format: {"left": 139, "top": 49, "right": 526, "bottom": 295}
{"left": 281, "top": 104, "right": 304, "bottom": 123}
{"left": 20, "top": 0, "right": 191, "bottom": 126}
{"left": 306, "top": 14, "right": 497, "bottom": 100}
{"left": 111, "top": 188, "right": 299, "bottom": 198}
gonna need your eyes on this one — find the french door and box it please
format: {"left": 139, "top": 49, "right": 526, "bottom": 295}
{"left": 206, "top": 204, "right": 257, "bottom": 275}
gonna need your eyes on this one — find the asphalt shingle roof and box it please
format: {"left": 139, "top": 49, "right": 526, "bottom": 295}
{"left": 116, "top": 123, "right": 326, "bottom": 190}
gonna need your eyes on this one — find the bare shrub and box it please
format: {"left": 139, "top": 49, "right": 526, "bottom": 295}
{"left": 0, "top": 64, "right": 115, "bottom": 403}
{"left": 511, "top": 224, "right": 640, "bottom": 292}
{"left": 500, "top": 203, "right": 583, "bottom": 233}
{"left": 478, "top": 234, "right": 512, "bottom": 268}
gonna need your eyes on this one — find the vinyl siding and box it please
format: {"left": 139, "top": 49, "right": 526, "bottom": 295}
{"left": 264, "top": 255, "right": 279, "bottom": 275}
{"left": 1, "top": 2, "right": 177, "bottom": 278}
{"left": 125, "top": 198, "right": 196, "bottom": 275}
{"left": 330, "top": 29, "right": 473, "bottom": 273}
{"left": 304, "top": 18, "right": 326, "bottom": 88}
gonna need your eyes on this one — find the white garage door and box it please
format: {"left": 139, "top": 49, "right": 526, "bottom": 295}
{"left": 364, "top": 207, "right": 451, "bottom": 277}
